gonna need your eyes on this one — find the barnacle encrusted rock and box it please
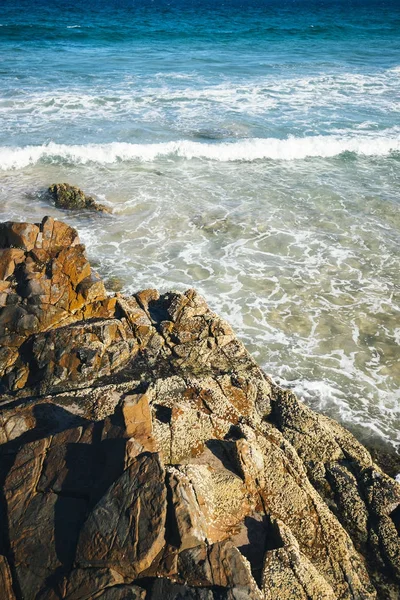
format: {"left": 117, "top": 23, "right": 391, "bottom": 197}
{"left": 0, "top": 217, "right": 399, "bottom": 600}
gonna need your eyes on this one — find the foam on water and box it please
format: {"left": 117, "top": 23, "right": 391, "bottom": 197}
{"left": 1, "top": 68, "right": 400, "bottom": 138}
{"left": 1, "top": 133, "right": 400, "bottom": 170}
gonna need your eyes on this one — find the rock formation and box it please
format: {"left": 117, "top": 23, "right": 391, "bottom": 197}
{"left": 47, "top": 184, "right": 111, "bottom": 213}
{"left": 0, "top": 217, "right": 399, "bottom": 600}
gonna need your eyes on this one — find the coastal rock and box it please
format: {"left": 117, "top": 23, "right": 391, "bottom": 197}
{"left": 0, "top": 216, "right": 116, "bottom": 392}
{"left": 270, "top": 389, "right": 400, "bottom": 596}
{"left": 261, "top": 519, "right": 336, "bottom": 600}
{"left": 48, "top": 183, "right": 111, "bottom": 213}
{"left": 0, "top": 218, "right": 399, "bottom": 600}
{"left": 75, "top": 452, "right": 167, "bottom": 578}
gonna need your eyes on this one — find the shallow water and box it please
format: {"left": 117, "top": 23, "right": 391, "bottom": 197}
{"left": 0, "top": 0, "right": 399, "bottom": 450}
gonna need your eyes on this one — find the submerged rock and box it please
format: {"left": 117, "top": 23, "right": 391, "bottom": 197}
{"left": 0, "top": 217, "right": 399, "bottom": 600}
{"left": 48, "top": 182, "right": 111, "bottom": 213}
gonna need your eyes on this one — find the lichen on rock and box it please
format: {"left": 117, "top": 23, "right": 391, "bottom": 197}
{"left": 0, "top": 217, "right": 399, "bottom": 600}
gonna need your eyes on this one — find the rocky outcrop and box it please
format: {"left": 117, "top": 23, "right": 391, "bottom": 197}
{"left": 0, "top": 217, "right": 399, "bottom": 600}
{"left": 47, "top": 183, "right": 111, "bottom": 213}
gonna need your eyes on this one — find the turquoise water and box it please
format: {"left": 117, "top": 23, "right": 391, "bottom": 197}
{"left": 0, "top": 0, "right": 399, "bottom": 450}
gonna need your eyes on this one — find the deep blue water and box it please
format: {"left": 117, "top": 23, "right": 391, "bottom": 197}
{"left": 0, "top": 0, "right": 400, "bottom": 450}
{"left": 1, "top": 0, "right": 400, "bottom": 147}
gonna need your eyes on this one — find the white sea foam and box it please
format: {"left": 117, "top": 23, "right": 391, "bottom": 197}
{"left": 1, "top": 134, "right": 400, "bottom": 170}
{"left": 1, "top": 68, "right": 399, "bottom": 132}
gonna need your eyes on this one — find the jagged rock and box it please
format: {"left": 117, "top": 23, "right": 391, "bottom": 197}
{"left": 0, "top": 217, "right": 116, "bottom": 392}
{"left": 0, "top": 218, "right": 399, "bottom": 600}
{"left": 48, "top": 183, "right": 111, "bottom": 213}
{"left": 13, "top": 316, "right": 137, "bottom": 395}
{"left": 122, "top": 391, "right": 157, "bottom": 453}
{"left": 166, "top": 468, "right": 208, "bottom": 550}
{"left": 270, "top": 388, "right": 400, "bottom": 597}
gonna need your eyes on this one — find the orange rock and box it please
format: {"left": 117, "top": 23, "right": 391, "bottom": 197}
{"left": 0, "top": 221, "right": 39, "bottom": 251}
{"left": 122, "top": 391, "right": 156, "bottom": 452}
{"left": 40, "top": 216, "right": 80, "bottom": 252}
{"left": 77, "top": 272, "right": 107, "bottom": 303}
{"left": 56, "top": 245, "right": 91, "bottom": 286}
{"left": 0, "top": 248, "right": 25, "bottom": 280}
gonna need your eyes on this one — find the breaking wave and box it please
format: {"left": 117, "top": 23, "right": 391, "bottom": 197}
{"left": 1, "top": 134, "right": 400, "bottom": 170}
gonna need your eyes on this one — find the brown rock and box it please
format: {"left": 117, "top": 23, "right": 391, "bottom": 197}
{"left": 4, "top": 317, "right": 135, "bottom": 394}
{"left": 77, "top": 271, "right": 107, "bottom": 303}
{"left": 41, "top": 216, "right": 81, "bottom": 251}
{"left": 116, "top": 295, "right": 153, "bottom": 348}
{"left": 122, "top": 391, "right": 156, "bottom": 452}
{"left": 64, "top": 568, "right": 125, "bottom": 600}
{"left": 48, "top": 183, "right": 111, "bottom": 213}
{"left": 0, "top": 221, "right": 40, "bottom": 251}
{"left": 270, "top": 388, "right": 400, "bottom": 597}
{"left": 0, "top": 217, "right": 120, "bottom": 392}
{"left": 0, "top": 248, "right": 25, "bottom": 280}
{"left": 5, "top": 437, "right": 88, "bottom": 599}
{"left": 75, "top": 453, "right": 167, "bottom": 578}
{"left": 178, "top": 539, "right": 261, "bottom": 598}
{"left": 166, "top": 468, "right": 208, "bottom": 550}
{"left": 0, "top": 555, "right": 16, "bottom": 600}
{"left": 148, "top": 579, "right": 213, "bottom": 599}
{"left": 261, "top": 519, "right": 336, "bottom": 600}
{"left": 95, "top": 586, "right": 146, "bottom": 600}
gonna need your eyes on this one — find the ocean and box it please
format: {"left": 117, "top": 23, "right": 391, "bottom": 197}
{"left": 0, "top": 0, "right": 399, "bottom": 452}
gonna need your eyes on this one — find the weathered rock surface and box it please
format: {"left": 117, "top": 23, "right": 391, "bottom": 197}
{"left": 0, "top": 218, "right": 399, "bottom": 600}
{"left": 47, "top": 183, "right": 111, "bottom": 213}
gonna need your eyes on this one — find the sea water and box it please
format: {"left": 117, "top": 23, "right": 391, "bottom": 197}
{"left": 0, "top": 0, "right": 399, "bottom": 451}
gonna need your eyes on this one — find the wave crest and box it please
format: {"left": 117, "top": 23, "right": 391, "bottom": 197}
{"left": 1, "top": 134, "right": 399, "bottom": 170}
